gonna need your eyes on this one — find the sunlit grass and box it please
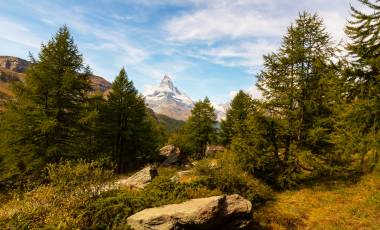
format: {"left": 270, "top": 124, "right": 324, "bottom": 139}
{"left": 253, "top": 166, "right": 380, "bottom": 229}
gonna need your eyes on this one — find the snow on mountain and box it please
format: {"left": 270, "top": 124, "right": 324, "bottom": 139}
{"left": 144, "top": 75, "right": 226, "bottom": 121}
{"left": 145, "top": 75, "right": 194, "bottom": 121}
{"left": 212, "top": 102, "right": 228, "bottom": 121}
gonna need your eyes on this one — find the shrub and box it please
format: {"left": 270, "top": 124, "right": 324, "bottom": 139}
{"left": 75, "top": 176, "right": 221, "bottom": 229}
{"left": 0, "top": 159, "right": 116, "bottom": 229}
{"left": 194, "top": 151, "right": 273, "bottom": 204}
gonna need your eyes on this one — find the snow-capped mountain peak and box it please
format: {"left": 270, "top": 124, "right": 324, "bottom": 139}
{"left": 145, "top": 75, "right": 194, "bottom": 120}
{"left": 144, "top": 75, "right": 226, "bottom": 121}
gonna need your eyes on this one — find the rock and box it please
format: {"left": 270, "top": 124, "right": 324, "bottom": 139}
{"left": 206, "top": 145, "right": 225, "bottom": 155}
{"left": 127, "top": 194, "right": 252, "bottom": 230}
{"left": 160, "top": 145, "right": 181, "bottom": 166}
{"left": 118, "top": 166, "right": 158, "bottom": 189}
{"left": 170, "top": 170, "right": 193, "bottom": 183}
{"left": 0, "top": 56, "right": 30, "bottom": 73}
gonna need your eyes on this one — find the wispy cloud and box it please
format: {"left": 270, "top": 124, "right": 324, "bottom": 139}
{"left": 0, "top": 16, "right": 42, "bottom": 49}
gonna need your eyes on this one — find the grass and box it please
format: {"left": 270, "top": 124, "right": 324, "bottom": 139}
{"left": 253, "top": 166, "right": 380, "bottom": 229}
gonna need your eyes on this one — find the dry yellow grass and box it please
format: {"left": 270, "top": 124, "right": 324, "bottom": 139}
{"left": 253, "top": 168, "right": 380, "bottom": 229}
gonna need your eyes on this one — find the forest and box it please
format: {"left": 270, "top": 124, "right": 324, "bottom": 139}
{"left": 0, "top": 0, "right": 379, "bottom": 229}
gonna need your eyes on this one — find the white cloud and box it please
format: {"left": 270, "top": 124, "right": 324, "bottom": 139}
{"left": 0, "top": 17, "right": 42, "bottom": 49}
{"left": 165, "top": 4, "right": 288, "bottom": 42}
{"left": 229, "top": 84, "right": 262, "bottom": 102}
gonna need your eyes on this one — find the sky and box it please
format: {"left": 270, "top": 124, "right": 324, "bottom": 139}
{"left": 0, "top": 0, "right": 363, "bottom": 104}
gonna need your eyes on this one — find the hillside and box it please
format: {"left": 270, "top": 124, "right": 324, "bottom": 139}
{"left": 0, "top": 56, "right": 112, "bottom": 96}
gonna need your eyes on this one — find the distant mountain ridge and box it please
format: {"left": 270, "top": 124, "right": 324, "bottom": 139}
{"left": 0, "top": 56, "right": 226, "bottom": 121}
{"left": 144, "top": 75, "right": 226, "bottom": 121}
{"left": 0, "top": 56, "right": 112, "bottom": 95}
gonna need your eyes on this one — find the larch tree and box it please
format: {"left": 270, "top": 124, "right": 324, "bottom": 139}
{"left": 185, "top": 97, "right": 217, "bottom": 159}
{"left": 0, "top": 26, "right": 92, "bottom": 176}
{"left": 340, "top": 0, "right": 380, "bottom": 170}
{"left": 104, "top": 68, "right": 160, "bottom": 173}
{"left": 221, "top": 90, "right": 255, "bottom": 146}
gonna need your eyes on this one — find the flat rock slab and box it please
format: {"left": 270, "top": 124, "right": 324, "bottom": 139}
{"left": 118, "top": 166, "right": 158, "bottom": 189}
{"left": 127, "top": 194, "right": 252, "bottom": 230}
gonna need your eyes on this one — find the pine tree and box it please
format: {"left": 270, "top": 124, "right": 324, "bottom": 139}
{"left": 104, "top": 68, "right": 160, "bottom": 173}
{"left": 221, "top": 90, "right": 255, "bottom": 145}
{"left": 0, "top": 26, "right": 91, "bottom": 176}
{"left": 185, "top": 97, "right": 217, "bottom": 159}
{"left": 341, "top": 0, "right": 380, "bottom": 170}
{"left": 258, "top": 12, "right": 337, "bottom": 156}
{"left": 240, "top": 12, "right": 341, "bottom": 185}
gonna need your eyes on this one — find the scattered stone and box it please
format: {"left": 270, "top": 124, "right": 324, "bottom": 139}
{"left": 170, "top": 169, "right": 193, "bottom": 183}
{"left": 127, "top": 194, "right": 252, "bottom": 230}
{"left": 160, "top": 145, "right": 181, "bottom": 166}
{"left": 118, "top": 166, "right": 158, "bottom": 189}
{"left": 206, "top": 145, "right": 225, "bottom": 155}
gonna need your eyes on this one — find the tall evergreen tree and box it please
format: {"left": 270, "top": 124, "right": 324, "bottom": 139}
{"left": 0, "top": 26, "right": 91, "bottom": 176}
{"left": 340, "top": 0, "right": 380, "bottom": 170}
{"left": 104, "top": 68, "right": 160, "bottom": 173}
{"left": 185, "top": 97, "right": 217, "bottom": 159}
{"left": 257, "top": 12, "right": 338, "bottom": 163}
{"left": 221, "top": 90, "right": 254, "bottom": 145}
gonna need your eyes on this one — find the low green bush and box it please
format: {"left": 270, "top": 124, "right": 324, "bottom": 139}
{"left": 194, "top": 151, "right": 273, "bottom": 205}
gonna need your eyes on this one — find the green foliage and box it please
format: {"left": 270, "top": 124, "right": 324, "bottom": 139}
{"left": 231, "top": 12, "right": 342, "bottom": 187}
{"left": 0, "top": 160, "right": 115, "bottom": 229}
{"left": 221, "top": 90, "right": 255, "bottom": 145}
{"left": 340, "top": 0, "right": 380, "bottom": 171}
{"left": 156, "top": 113, "right": 185, "bottom": 134}
{"left": 0, "top": 26, "right": 92, "bottom": 181}
{"left": 102, "top": 68, "right": 162, "bottom": 172}
{"left": 194, "top": 151, "right": 273, "bottom": 204}
{"left": 183, "top": 97, "right": 217, "bottom": 159}
{"left": 46, "top": 159, "right": 115, "bottom": 191}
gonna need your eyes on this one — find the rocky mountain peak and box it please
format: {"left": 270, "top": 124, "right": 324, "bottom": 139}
{"left": 145, "top": 75, "right": 194, "bottom": 121}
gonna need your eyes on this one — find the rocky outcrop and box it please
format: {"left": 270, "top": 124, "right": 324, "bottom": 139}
{"left": 127, "top": 194, "right": 252, "bottom": 230}
{"left": 118, "top": 166, "right": 158, "bottom": 189}
{"left": 0, "top": 56, "right": 30, "bottom": 73}
{"left": 160, "top": 145, "right": 181, "bottom": 166}
{"left": 89, "top": 75, "right": 112, "bottom": 94}
{"left": 0, "top": 55, "right": 112, "bottom": 93}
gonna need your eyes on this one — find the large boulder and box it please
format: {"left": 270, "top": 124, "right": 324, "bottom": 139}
{"left": 160, "top": 145, "right": 181, "bottom": 166}
{"left": 127, "top": 194, "right": 252, "bottom": 230}
{"left": 118, "top": 166, "right": 158, "bottom": 189}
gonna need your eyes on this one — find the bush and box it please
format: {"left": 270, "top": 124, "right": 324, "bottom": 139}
{"left": 46, "top": 159, "right": 115, "bottom": 193}
{"left": 75, "top": 176, "right": 221, "bottom": 229}
{"left": 194, "top": 151, "right": 273, "bottom": 205}
{"left": 0, "top": 159, "right": 115, "bottom": 229}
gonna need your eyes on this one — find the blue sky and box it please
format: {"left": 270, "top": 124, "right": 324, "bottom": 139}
{"left": 0, "top": 0, "right": 362, "bottom": 104}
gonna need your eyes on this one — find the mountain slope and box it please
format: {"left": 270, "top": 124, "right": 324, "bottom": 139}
{"left": 145, "top": 75, "right": 194, "bottom": 121}
{"left": 0, "top": 56, "right": 112, "bottom": 94}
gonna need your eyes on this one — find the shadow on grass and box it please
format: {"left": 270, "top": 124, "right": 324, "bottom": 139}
{"left": 294, "top": 169, "right": 365, "bottom": 191}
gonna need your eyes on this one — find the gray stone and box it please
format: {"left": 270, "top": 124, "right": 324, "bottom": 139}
{"left": 127, "top": 194, "right": 252, "bottom": 230}
{"left": 160, "top": 145, "right": 181, "bottom": 166}
{"left": 118, "top": 166, "right": 158, "bottom": 189}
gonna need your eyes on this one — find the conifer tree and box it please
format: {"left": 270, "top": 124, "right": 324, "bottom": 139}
{"left": 185, "top": 97, "right": 217, "bottom": 159}
{"left": 0, "top": 26, "right": 91, "bottom": 176}
{"left": 257, "top": 12, "right": 337, "bottom": 162}
{"left": 340, "top": 0, "right": 380, "bottom": 170}
{"left": 221, "top": 90, "right": 254, "bottom": 145}
{"left": 232, "top": 12, "right": 341, "bottom": 186}
{"left": 104, "top": 68, "right": 160, "bottom": 173}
